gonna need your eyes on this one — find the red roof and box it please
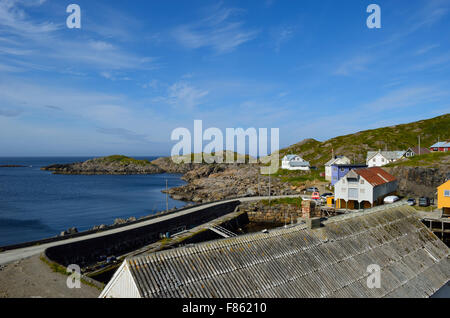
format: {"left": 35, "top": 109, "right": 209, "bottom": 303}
{"left": 354, "top": 167, "right": 397, "bottom": 187}
{"left": 410, "top": 147, "right": 431, "bottom": 155}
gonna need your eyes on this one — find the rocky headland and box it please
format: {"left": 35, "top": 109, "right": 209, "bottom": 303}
{"left": 41, "top": 155, "right": 164, "bottom": 175}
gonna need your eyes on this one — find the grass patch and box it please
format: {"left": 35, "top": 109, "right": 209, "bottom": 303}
{"left": 278, "top": 114, "right": 450, "bottom": 166}
{"left": 96, "top": 155, "right": 152, "bottom": 166}
{"left": 386, "top": 151, "right": 450, "bottom": 167}
{"left": 261, "top": 197, "right": 303, "bottom": 207}
{"left": 39, "top": 255, "right": 104, "bottom": 291}
{"left": 264, "top": 168, "right": 326, "bottom": 185}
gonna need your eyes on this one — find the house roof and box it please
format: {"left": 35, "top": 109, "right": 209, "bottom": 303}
{"left": 325, "top": 155, "right": 349, "bottom": 166}
{"left": 367, "top": 151, "right": 405, "bottom": 161}
{"left": 289, "top": 161, "right": 310, "bottom": 167}
{"left": 331, "top": 164, "right": 367, "bottom": 168}
{"left": 438, "top": 180, "right": 450, "bottom": 190}
{"left": 430, "top": 142, "right": 450, "bottom": 148}
{"left": 283, "top": 154, "right": 299, "bottom": 161}
{"left": 353, "top": 167, "right": 397, "bottom": 187}
{"left": 116, "top": 205, "right": 449, "bottom": 298}
{"left": 408, "top": 147, "right": 431, "bottom": 155}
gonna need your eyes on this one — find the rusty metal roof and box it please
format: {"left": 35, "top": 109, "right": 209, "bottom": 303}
{"left": 354, "top": 167, "right": 397, "bottom": 187}
{"left": 120, "top": 205, "right": 449, "bottom": 298}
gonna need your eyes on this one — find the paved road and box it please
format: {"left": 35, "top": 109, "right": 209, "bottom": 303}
{"left": 0, "top": 195, "right": 308, "bottom": 266}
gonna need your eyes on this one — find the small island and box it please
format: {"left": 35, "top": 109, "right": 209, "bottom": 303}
{"left": 41, "top": 155, "right": 165, "bottom": 175}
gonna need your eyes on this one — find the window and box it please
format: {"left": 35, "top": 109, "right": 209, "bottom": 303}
{"left": 445, "top": 190, "right": 450, "bottom": 197}
{"left": 381, "top": 158, "right": 385, "bottom": 162}
{"left": 360, "top": 189, "right": 365, "bottom": 194}
{"left": 340, "top": 168, "right": 345, "bottom": 172}
{"left": 360, "top": 179, "right": 364, "bottom": 184}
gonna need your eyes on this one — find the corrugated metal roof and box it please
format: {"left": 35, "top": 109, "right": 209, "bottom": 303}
{"left": 115, "top": 205, "right": 449, "bottom": 298}
{"left": 430, "top": 142, "right": 450, "bottom": 148}
{"left": 353, "top": 167, "right": 397, "bottom": 187}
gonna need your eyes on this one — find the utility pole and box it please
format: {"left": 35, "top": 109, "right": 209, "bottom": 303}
{"left": 165, "top": 179, "right": 169, "bottom": 213}
{"left": 269, "top": 170, "right": 271, "bottom": 205}
{"left": 418, "top": 135, "right": 421, "bottom": 155}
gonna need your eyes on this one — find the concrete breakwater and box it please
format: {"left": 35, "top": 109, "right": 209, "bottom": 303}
{"left": 45, "top": 201, "right": 241, "bottom": 268}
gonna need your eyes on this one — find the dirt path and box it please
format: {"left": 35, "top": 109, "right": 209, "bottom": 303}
{"left": 0, "top": 255, "right": 100, "bottom": 298}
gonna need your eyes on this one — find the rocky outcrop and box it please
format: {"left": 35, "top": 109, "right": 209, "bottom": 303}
{"left": 42, "top": 156, "right": 164, "bottom": 175}
{"left": 384, "top": 166, "right": 450, "bottom": 198}
{"left": 165, "top": 165, "right": 298, "bottom": 203}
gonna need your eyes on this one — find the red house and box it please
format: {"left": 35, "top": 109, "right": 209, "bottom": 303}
{"left": 430, "top": 141, "right": 450, "bottom": 152}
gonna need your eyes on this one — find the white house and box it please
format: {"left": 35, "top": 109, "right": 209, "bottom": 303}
{"left": 281, "top": 155, "right": 310, "bottom": 171}
{"left": 324, "top": 155, "right": 351, "bottom": 181}
{"left": 366, "top": 150, "right": 405, "bottom": 167}
{"left": 334, "top": 167, "right": 398, "bottom": 209}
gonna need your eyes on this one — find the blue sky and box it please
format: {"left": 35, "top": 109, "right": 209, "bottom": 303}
{"left": 0, "top": 0, "right": 449, "bottom": 156}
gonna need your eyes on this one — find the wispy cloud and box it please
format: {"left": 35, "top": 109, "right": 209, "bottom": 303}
{"left": 414, "top": 44, "right": 440, "bottom": 55}
{"left": 172, "top": 3, "right": 258, "bottom": 54}
{"left": 362, "top": 86, "right": 448, "bottom": 111}
{"left": 0, "top": 0, "right": 157, "bottom": 75}
{"left": 162, "top": 81, "right": 209, "bottom": 109}
{"left": 333, "top": 56, "right": 372, "bottom": 76}
{"left": 0, "top": 107, "right": 22, "bottom": 117}
{"left": 270, "top": 24, "right": 296, "bottom": 52}
{"left": 96, "top": 127, "right": 152, "bottom": 144}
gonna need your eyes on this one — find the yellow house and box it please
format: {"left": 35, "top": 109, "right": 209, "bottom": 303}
{"left": 437, "top": 180, "right": 450, "bottom": 215}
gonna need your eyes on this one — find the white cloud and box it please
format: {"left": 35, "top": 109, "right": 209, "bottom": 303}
{"left": 172, "top": 3, "right": 258, "bottom": 54}
{"left": 0, "top": 0, "right": 157, "bottom": 75}
{"left": 333, "top": 56, "right": 372, "bottom": 76}
{"left": 167, "top": 82, "right": 209, "bottom": 109}
{"left": 270, "top": 24, "right": 296, "bottom": 52}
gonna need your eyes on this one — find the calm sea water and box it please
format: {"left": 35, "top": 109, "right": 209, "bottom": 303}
{"left": 0, "top": 157, "right": 188, "bottom": 246}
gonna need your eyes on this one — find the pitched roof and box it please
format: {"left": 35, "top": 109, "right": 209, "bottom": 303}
{"left": 367, "top": 151, "right": 405, "bottom": 161}
{"left": 325, "top": 155, "right": 350, "bottom": 166}
{"left": 430, "top": 141, "right": 450, "bottom": 148}
{"left": 353, "top": 167, "right": 397, "bottom": 187}
{"left": 110, "top": 205, "right": 450, "bottom": 298}
{"left": 408, "top": 147, "right": 431, "bottom": 155}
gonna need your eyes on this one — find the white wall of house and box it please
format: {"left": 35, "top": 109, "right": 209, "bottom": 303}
{"left": 334, "top": 170, "right": 398, "bottom": 206}
{"left": 281, "top": 155, "right": 310, "bottom": 171}
{"left": 334, "top": 171, "right": 373, "bottom": 204}
{"left": 367, "top": 153, "right": 390, "bottom": 167}
{"left": 99, "top": 262, "right": 141, "bottom": 298}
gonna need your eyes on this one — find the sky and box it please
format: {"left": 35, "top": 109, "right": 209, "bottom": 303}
{"left": 0, "top": 0, "right": 449, "bottom": 156}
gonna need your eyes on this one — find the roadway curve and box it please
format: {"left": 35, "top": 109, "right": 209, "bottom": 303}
{"left": 0, "top": 195, "right": 308, "bottom": 266}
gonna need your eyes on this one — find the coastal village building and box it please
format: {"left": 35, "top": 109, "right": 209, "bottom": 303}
{"left": 281, "top": 155, "right": 310, "bottom": 171}
{"left": 333, "top": 167, "right": 398, "bottom": 209}
{"left": 324, "top": 155, "right": 351, "bottom": 181}
{"left": 430, "top": 141, "right": 450, "bottom": 152}
{"left": 437, "top": 180, "right": 450, "bottom": 217}
{"left": 330, "top": 163, "right": 367, "bottom": 186}
{"left": 99, "top": 204, "right": 450, "bottom": 298}
{"left": 403, "top": 147, "right": 431, "bottom": 158}
{"left": 366, "top": 150, "right": 405, "bottom": 167}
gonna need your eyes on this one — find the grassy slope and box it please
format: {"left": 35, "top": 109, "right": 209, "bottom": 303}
{"left": 95, "top": 155, "right": 153, "bottom": 166}
{"left": 279, "top": 114, "right": 450, "bottom": 166}
{"left": 385, "top": 151, "right": 450, "bottom": 168}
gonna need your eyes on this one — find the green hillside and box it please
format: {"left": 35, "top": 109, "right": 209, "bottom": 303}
{"left": 279, "top": 113, "right": 450, "bottom": 166}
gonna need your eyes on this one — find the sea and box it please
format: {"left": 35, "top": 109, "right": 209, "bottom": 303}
{"left": 0, "top": 157, "right": 188, "bottom": 247}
